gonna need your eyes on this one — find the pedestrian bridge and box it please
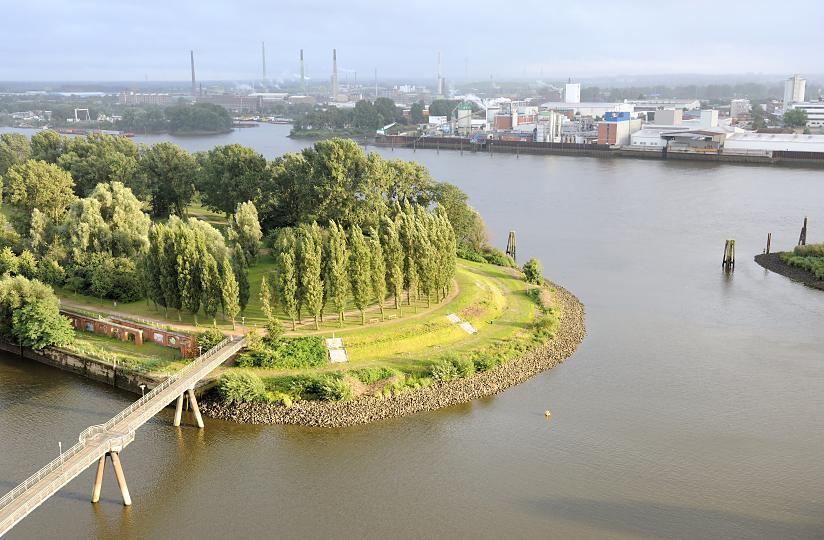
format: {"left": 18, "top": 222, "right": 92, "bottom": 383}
{"left": 0, "top": 335, "right": 246, "bottom": 537}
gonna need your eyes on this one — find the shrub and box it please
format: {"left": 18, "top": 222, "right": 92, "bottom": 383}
{"left": 523, "top": 258, "right": 544, "bottom": 285}
{"left": 196, "top": 326, "right": 225, "bottom": 352}
{"left": 474, "top": 356, "right": 499, "bottom": 372}
{"left": 38, "top": 257, "right": 65, "bottom": 286}
{"left": 452, "top": 357, "right": 475, "bottom": 378}
{"left": 350, "top": 366, "right": 398, "bottom": 385}
{"left": 482, "top": 247, "right": 517, "bottom": 268}
{"left": 318, "top": 377, "right": 353, "bottom": 402}
{"left": 236, "top": 336, "right": 326, "bottom": 369}
{"left": 533, "top": 311, "right": 559, "bottom": 340}
{"left": 793, "top": 243, "right": 824, "bottom": 257}
{"left": 429, "top": 359, "right": 459, "bottom": 382}
{"left": 218, "top": 370, "right": 266, "bottom": 403}
{"left": 456, "top": 246, "right": 486, "bottom": 263}
{"left": 264, "top": 391, "right": 293, "bottom": 407}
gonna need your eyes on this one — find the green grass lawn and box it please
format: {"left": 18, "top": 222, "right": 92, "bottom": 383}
{"left": 237, "top": 261, "right": 544, "bottom": 390}
{"left": 65, "top": 331, "right": 188, "bottom": 375}
{"left": 57, "top": 258, "right": 548, "bottom": 394}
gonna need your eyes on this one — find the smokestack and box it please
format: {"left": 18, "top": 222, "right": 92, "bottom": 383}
{"left": 262, "top": 42, "right": 267, "bottom": 81}
{"left": 331, "top": 48, "right": 338, "bottom": 100}
{"left": 437, "top": 51, "right": 443, "bottom": 96}
{"left": 300, "top": 49, "right": 305, "bottom": 93}
{"left": 190, "top": 50, "right": 196, "bottom": 97}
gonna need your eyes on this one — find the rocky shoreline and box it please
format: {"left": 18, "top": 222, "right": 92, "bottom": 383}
{"left": 199, "top": 280, "right": 586, "bottom": 428}
{"left": 754, "top": 253, "right": 824, "bottom": 291}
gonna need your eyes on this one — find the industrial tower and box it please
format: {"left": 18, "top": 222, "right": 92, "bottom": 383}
{"left": 331, "top": 49, "right": 338, "bottom": 100}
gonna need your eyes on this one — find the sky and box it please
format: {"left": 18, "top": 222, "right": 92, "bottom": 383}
{"left": 1, "top": 0, "right": 821, "bottom": 82}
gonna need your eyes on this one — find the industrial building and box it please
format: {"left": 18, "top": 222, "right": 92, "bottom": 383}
{"left": 535, "top": 110, "right": 564, "bottom": 143}
{"left": 787, "top": 101, "right": 824, "bottom": 127}
{"left": 625, "top": 98, "right": 701, "bottom": 111}
{"left": 783, "top": 74, "right": 806, "bottom": 112}
{"left": 118, "top": 93, "right": 186, "bottom": 106}
{"left": 730, "top": 99, "right": 751, "bottom": 119}
{"left": 540, "top": 101, "right": 634, "bottom": 118}
{"left": 597, "top": 112, "right": 642, "bottom": 146}
{"left": 724, "top": 132, "right": 824, "bottom": 153}
{"left": 564, "top": 82, "right": 581, "bottom": 104}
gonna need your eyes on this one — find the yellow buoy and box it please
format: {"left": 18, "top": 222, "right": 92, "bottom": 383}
{"left": 544, "top": 410, "right": 552, "bottom": 418}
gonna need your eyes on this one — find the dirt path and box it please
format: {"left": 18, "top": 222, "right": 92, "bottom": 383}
{"left": 59, "top": 278, "right": 462, "bottom": 337}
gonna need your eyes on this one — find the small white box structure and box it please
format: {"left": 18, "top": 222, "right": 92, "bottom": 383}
{"left": 459, "top": 322, "right": 478, "bottom": 335}
{"left": 325, "top": 337, "right": 343, "bottom": 349}
{"left": 446, "top": 313, "right": 462, "bottom": 324}
{"left": 329, "top": 349, "right": 349, "bottom": 363}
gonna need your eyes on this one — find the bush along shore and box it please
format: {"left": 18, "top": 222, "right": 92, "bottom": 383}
{"left": 199, "top": 279, "right": 585, "bottom": 427}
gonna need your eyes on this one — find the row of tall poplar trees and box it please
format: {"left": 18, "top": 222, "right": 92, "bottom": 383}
{"left": 142, "top": 217, "right": 249, "bottom": 328}
{"left": 265, "top": 202, "right": 456, "bottom": 330}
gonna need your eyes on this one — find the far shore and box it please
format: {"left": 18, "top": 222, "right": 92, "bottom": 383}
{"left": 754, "top": 252, "right": 824, "bottom": 291}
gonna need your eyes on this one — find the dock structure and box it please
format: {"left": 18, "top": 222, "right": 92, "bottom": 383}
{"left": 798, "top": 217, "right": 808, "bottom": 246}
{"left": 506, "top": 231, "right": 517, "bottom": 262}
{"left": 0, "top": 336, "right": 246, "bottom": 537}
{"left": 722, "top": 239, "right": 736, "bottom": 272}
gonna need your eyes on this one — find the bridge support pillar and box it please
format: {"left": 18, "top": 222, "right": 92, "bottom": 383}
{"left": 110, "top": 452, "right": 132, "bottom": 506}
{"left": 91, "top": 452, "right": 131, "bottom": 506}
{"left": 173, "top": 393, "right": 184, "bottom": 426}
{"left": 91, "top": 456, "right": 106, "bottom": 503}
{"left": 187, "top": 388, "right": 204, "bottom": 428}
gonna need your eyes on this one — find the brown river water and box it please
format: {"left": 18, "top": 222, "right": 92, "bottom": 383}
{"left": 1, "top": 124, "right": 822, "bottom": 539}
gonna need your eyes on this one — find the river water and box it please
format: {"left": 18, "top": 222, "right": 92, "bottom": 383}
{"left": 1, "top": 124, "right": 823, "bottom": 539}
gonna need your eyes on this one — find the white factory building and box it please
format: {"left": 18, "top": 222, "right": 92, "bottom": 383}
{"left": 724, "top": 133, "right": 824, "bottom": 153}
{"left": 783, "top": 74, "right": 806, "bottom": 112}
{"left": 625, "top": 98, "right": 701, "bottom": 111}
{"left": 787, "top": 101, "right": 824, "bottom": 128}
{"left": 540, "top": 101, "right": 634, "bottom": 118}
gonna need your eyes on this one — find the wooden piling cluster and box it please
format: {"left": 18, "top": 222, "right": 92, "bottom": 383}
{"left": 722, "top": 239, "right": 736, "bottom": 271}
{"left": 765, "top": 233, "right": 772, "bottom": 254}
{"left": 798, "top": 217, "right": 808, "bottom": 246}
{"left": 505, "top": 231, "right": 517, "bottom": 262}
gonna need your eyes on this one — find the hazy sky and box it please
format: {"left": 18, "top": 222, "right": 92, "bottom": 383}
{"left": 2, "top": 0, "right": 821, "bottom": 82}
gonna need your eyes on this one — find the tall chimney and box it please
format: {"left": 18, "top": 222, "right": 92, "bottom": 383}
{"left": 300, "top": 49, "right": 305, "bottom": 93}
{"left": 437, "top": 51, "right": 443, "bottom": 96}
{"left": 262, "top": 42, "right": 267, "bottom": 81}
{"left": 331, "top": 48, "right": 338, "bottom": 101}
{"left": 190, "top": 50, "right": 196, "bottom": 97}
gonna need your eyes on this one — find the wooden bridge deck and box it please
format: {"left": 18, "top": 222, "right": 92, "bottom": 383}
{"left": 0, "top": 336, "right": 246, "bottom": 537}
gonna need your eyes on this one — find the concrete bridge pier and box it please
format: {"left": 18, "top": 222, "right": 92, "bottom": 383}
{"left": 172, "top": 390, "right": 204, "bottom": 428}
{"left": 91, "top": 452, "right": 131, "bottom": 506}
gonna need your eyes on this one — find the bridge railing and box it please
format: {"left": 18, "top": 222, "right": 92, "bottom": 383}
{"left": 78, "top": 336, "right": 235, "bottom": 442}
{"left": 0, "top": 336, "right": 241, "bottom": 516}
{"left": 0, "top": 432, "right": 133, "bottom": 522}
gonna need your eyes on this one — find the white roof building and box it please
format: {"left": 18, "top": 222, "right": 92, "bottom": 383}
{"left": 724, "top": 133, "right": 824, "bottom": 153}
{"left": 541, "top": 101, "right": 633, "bottom": 117}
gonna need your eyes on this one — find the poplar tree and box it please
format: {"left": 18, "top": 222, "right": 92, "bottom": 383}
{"left": 201, "top": 253, "right": 222, "bottom": 323}
{"left": 349, "top": 225, "right": 372, "bottom": 325}
{"left": 145, "top": 224, "right": 167, "bottom": 314}
{"left": 278, "top": 249, "right": 299, "bottom": 330}
{"left": 436, "top": 206, "right": 457, "bottom": 300}
{"left": 381, "top": 215, "right": 404, "bottom": 314}
{"left": 161, "top": 224, "right": 182, "bottom": 319}
{"left": 416, "top": 212, "right": 437, "bottom": 307}
{"left": 177, "top": 226, "right": 202, "bottom": 324}
{"left": 326, "top": 220, "right": 349, "bottom": 326}
{"left": 299, "top": 223, "right": 323, "bottom": 329}
{"left": 399, "top": 203, "right": 418, "bottom": 308}
{"left": 259, "top": 276, "right": 273, "bottom": 321}
{"left": 369, "top": 226, "right": 387, "bottom": 320}
{"left": 221, "top": 257, "right": 240, "bottom": 329}
{"left": 231, "top": 244, "right": 250, "bottom": 314}
{"left": 227, "top": 201, "right": 263, "bottom": 263}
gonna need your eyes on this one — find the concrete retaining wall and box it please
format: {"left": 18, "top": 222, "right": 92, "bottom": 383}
{"left": 0, "top": 342, "right": 159, "bottom": 395}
